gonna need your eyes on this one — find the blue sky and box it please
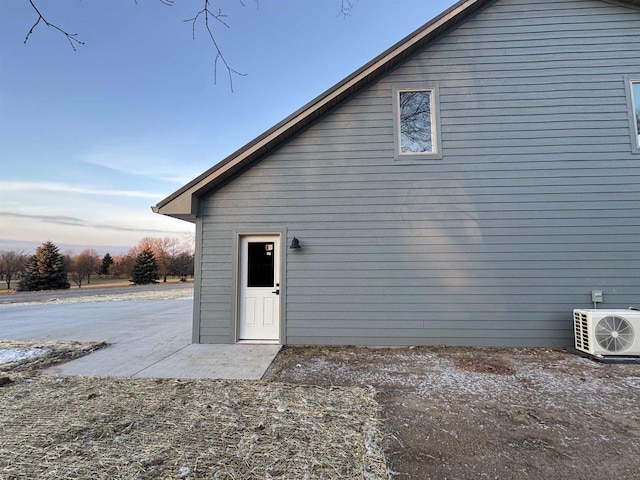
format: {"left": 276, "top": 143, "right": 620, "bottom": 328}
{"left": 0, "top": 0, "right": 453, "bottom": 254}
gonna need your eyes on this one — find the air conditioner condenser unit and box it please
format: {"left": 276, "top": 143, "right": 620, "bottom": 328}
{"left": 573, "top": 309, "right": 640, "bottom": 356}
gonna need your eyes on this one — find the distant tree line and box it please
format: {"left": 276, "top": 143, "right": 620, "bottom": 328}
{"left": 0, "top": 237, "right": 194, "bottom": 292}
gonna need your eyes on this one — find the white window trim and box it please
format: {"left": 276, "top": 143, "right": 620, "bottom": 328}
{"left": 393, "top": 84, "right": 442, "bottom": 162}
{"left": 625, "top": 76, "right": 640, "bottom": 154}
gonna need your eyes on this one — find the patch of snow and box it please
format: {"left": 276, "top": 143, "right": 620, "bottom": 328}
{"left": 0, "top": 347, "right": 51, "bottom": 364}
{"left": 0, "top": 289, "right": 193, "bottom": 307}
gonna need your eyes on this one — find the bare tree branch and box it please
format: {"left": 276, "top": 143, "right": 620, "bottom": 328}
{"left": 184, "top": 0, "right": 247, "bottom": 91}
{"left": 135, "top": 0, "right": 174, "bottom": 6}
{"left": 24, "top": 0, "right": 85, "bottom": 51}
{"left": 340, "top": 0, "right": 355, "bottom": 17}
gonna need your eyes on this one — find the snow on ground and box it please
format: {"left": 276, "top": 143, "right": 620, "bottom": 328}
{"left": 0, "top": 346, "right": 51, "bottom": 365}
{"left": 0, "top": 288, "right": 193, "bottom": 307}
{"left": 0, "top": 340, "right": 108, "bottom": 372}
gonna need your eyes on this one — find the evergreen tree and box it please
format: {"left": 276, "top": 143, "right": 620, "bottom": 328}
{"left": 170, "top": 251, "right": 195, "bottom": 279}
{"left": 131, "top": 248, "right": 159, "bottom": 285}
{"left": 18, "top": 241, "right": 70, "bottom": 291}
{"left": 99, "top": 253, "right": 114, "bottom": 276}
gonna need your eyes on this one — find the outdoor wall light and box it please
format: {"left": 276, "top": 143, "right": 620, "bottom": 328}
{"left": 289, "top": 237, "right": 301, "bottom": 249}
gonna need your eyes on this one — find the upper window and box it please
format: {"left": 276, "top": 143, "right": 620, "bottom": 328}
{"left": 394, "top": 86, "right": 440, "bottom": 160}
{"left": 398, "top": 89, "right": 434, "bottom": 153}
{"left": 632, "top": 81, "right": 640, "bottom": 150}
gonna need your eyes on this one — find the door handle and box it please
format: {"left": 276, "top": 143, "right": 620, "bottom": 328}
{"left": 272, "top": 288, "right": 280, "bottom": 295}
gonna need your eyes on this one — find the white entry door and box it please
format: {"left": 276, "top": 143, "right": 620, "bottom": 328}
{"left": 238, "top": 235, "right": 281, "bottom": 342}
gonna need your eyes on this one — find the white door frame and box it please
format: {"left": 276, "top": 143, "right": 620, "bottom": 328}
{"left": 236, "top": 233, "right": 282, "bottom": 344}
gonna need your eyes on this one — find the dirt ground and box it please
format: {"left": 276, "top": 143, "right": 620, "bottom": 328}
{"left": 263, "top": 346, "right": 640, "bottom": 480}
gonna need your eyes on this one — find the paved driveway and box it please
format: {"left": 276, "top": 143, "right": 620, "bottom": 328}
{"left": 0, "top": 297, "right": 280, "bottom": 379}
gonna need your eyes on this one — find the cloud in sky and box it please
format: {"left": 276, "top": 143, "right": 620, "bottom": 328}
{"left": 0, "top": 210, "right": 194, "bottom": 252}
{"left": 0, "top": 181, "right": 165, "bottom": 200}
{"left": 1, "top": 212, "right": 86, "bottom": 228}
{"left": 80, "top": 145, "right": 199, "bottom": 184}
{"left": 0, "top": 180, "right": 193, "bottom": 250}
{"left": 0, "top": 212, "right": 186, "bottom": 235}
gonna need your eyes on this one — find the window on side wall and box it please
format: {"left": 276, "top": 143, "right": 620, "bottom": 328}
{"left": 394, "top": 86, "right": 441, "bottom": 160}
{"left": 631, "top": 80, "right": 640, "bottom": 151}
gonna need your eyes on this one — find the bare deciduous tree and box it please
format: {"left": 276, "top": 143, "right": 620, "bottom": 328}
{"left": 0, "top": 250, "right": 28, "bottom": 290}
{"left": 69, "top": 248, "right": 99, "bottom": 288}
{"left": 111, "top": 254, "right": 136, "bottom": 279}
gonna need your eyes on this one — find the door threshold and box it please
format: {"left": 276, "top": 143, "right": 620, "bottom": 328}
{"left": 237, "top": 340, "right": 281, "bottom": 345}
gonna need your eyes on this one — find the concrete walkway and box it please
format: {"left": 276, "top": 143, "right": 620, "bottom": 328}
{"left": 1, "top": 293, "right": 280, "bottom": 380}
{"left": 46, "top": 343, "right": 281, "bottom": 379}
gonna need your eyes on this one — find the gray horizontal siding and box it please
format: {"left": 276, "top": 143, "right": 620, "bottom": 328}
{"left": 284, "top": 337, "right": 567, "bottom": 347}
{"left": 194, "top": 0, "right": 640, "bottom": 346}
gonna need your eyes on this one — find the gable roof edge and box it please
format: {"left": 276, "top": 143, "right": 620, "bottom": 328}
{"left": 601, "top": 0, "right": 640, "bottom": 9}
{"left": 153, "top": 0, "right": 492, "bottom": 220}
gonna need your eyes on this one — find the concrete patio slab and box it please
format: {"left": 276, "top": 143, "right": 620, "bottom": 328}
{"left": 133, "top": 344, "right": 282, "bottom": 379}
{"left": 2, "top": 293, "right": 281, "bottom": 380}
{"left": 45, "top": 343, "right": 282, "bottom": 380}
